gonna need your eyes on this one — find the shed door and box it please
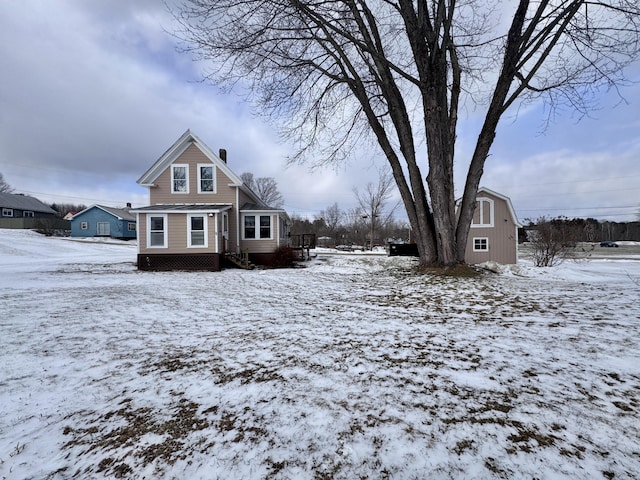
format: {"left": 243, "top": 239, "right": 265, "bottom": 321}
{"left": 97, "top": 222, "right": 110, "bottom": 236}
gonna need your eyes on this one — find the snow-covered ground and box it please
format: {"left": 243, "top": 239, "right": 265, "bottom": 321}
{"left": 1, "top": 230, "right": 638, "bottom": 479}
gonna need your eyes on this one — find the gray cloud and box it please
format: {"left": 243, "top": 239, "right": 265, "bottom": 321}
{"left": 0, "top": 1, "right": 638, "bottom": 221}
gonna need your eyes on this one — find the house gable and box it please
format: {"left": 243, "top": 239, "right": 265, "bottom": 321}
{"left": 137, "top": 129, "right": 244, "bottom": 189}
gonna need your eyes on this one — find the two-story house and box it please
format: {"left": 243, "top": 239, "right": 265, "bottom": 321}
{"left": 132, "top": 130, "right": 290, "bottom": 271}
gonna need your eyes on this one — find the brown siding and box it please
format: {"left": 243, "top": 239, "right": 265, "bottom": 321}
{"left": 239, "top": 212, "right": 280, "bottom": 254}
{"left": 465, "top": 192, "right": 518, "bottom": 264}
{"left": 149, "top": 144, "right": 237, "bottom": 206}
{"left": 138, "top": 214, "right": 148, "bottom": 250}
{"left": 137, "top": 213, "right": 222, "bottom": 255}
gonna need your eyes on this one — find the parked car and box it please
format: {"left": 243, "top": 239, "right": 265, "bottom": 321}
{"left": 600, "top": 241, "right": 619, "bottom": 247}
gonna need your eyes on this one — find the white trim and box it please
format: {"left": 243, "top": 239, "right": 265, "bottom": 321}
{"left": 147, "top": 214, "right": 168, "bottom": 248}
{"left": 187, "top": 213, "right": 208, "bottom": 248}
{"left": 171, "top": 164, "right": 189, "bottom": 194}
{"left": 214, "top": 212, "right": 219, "bottom": 253}
{"left": 235, "top": 188, "right": 241, "bottom": 252}
{"left": 2, "top": 208, "right": 13, "bottom": 217}
{"left": 130, "top": 205, "right": 232, "bottom": 215}
{"left": 197, "top": 163, "right": 216, "bottom": 194}
{"left": 473, "top": 237, "right": 489, "bottom": 252}
{"left": 471, "top": 197, "right": 494, "bottom": 228}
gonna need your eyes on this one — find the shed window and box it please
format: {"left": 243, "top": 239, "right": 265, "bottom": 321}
{"left": 80, "top": 221, "right": 89, "bottom": 230}
{"left": 23, "top": 211, "right": 34, "bottom": 217}
{"left": 171, "top": 164, "right": 188, "bottom": 193}
{"left": 127, "top": 222, "right": 136, "bottom": 231}
{"left": 2, "top": 208, "right": 13, "bottom": 217}
{"left": 471, "top": 197, "right": 494, "bottom": 227}
{"left": 473, "top": 237, "right": 489, "bottom": 252}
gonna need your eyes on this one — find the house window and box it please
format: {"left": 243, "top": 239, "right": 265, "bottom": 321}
{"left": 244, "top": 215, "right": 256, "bottom": 239}
{"left": 148, "top": 215, "right": 167, "bottom": 247}
{"left": 473, "top": 237, "right": 489, "bottom": 252}
{"left": 23, "top": 211, "right": 34, "bottom": 217}
{"left": 198, "top": 164, "right": 215, "bottom": 193}
{"left": 171, "top": 164, "right": 189, "bottom": 193}
{"left": 80, "top": 221, "right": 89, "bottom": 230}
{"left": 127, "top": 222, "right": 136, "bottom": 231}
{"left": 2, "top": 208, "right": 13, "bottom": 217}
{"left": 188, "top": 214, "right": 207, "bottom": 247}
{"left": 243, "top": 214, "right": 272, "bottom": 239}
{"left": 471, "top": 197, "right": 494, "bottom": 227}
{"left": 259, "top": 215, "right": 271, "bottom": 239}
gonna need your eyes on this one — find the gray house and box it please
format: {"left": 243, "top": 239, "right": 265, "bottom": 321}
{"left": 0, "top": 192, "right": 65, "bottom": 229}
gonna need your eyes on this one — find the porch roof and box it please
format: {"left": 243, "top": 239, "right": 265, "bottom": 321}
{"left": 131, "top": 204, "right": 232, "bottom": 214}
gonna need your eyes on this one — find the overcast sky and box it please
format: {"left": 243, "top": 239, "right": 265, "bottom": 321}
{"left": 1, "top": 1, "right": 638, "bottom": 222}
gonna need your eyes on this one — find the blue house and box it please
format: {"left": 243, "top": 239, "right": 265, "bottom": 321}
{"left": 70, "top": 205, "right": 136, "bottom": 240}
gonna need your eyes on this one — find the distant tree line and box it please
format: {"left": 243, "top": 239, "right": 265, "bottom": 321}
{"left": 50, "top": 203, "right": 87, "bottom": 218}
{"left": 522, "top": 217, "right": 640, "bottom": 244}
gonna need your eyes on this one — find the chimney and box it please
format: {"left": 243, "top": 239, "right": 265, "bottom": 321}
{"left": 126, "top": 202, "right": 132, "bottom": 209}
{"left": 219, "top": 148, "right": 227, "bottom": 163}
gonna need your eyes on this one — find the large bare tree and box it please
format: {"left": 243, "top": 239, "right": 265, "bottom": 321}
{"left": 176, "top": 0, "right": 640, "bottom": 266}
{"left": 241, "top": 172, "right": 285, "bottom": 208}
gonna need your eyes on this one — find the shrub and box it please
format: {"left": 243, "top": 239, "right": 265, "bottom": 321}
{"left": 266, "top": 246, "right": 299, "bottom": 268}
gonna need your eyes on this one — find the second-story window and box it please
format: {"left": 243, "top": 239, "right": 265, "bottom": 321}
{"left": 471, "top": 197, "right": 494, "bottom": 227}
{"left": 171, "top": 164, "right": 188, "bottom": 193}
{"left": 198, "top": 164, "right": 215, "bottom": 193}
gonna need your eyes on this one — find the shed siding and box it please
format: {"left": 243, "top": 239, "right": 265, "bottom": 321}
{"left": 465, "top": 192, "right": 518, "bottom": 264}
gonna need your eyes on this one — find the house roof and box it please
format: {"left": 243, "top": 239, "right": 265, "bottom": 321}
{"left": 137, "top": 129, "right": 271, "bottom": 209}
{"left": 137, "top": 129, "right": 242, "bottom": 186}
{"left": 240, "top": 202, "right": 284, "bottom": 212}
{"left": 72, "top": 205, "right": 136, "bottom": 222}
{"left": 476, "top": 187, "right": 522, "bottom": 227}
{"left": 240, "top": 203, "right": 289, "bottom": 221}
{"left": 0, "top": 192, "right": 57, "bottom": 214}
{"left": 130, "top": 204, "right": 233, "bottom": 214}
